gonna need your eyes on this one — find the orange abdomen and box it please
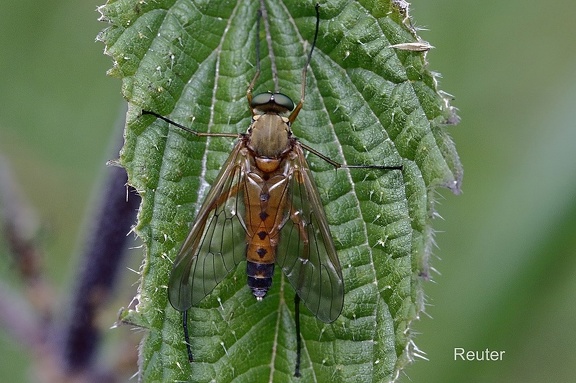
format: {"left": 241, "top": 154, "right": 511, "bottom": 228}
{"left": 244, "top": 159, "right": 290, "bottom": 299}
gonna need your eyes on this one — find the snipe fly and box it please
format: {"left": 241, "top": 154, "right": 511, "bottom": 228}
{"left": 142, "top": 3, "right": 402, "bottom": 377}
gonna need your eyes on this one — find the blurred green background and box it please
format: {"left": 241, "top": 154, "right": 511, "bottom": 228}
{"left": 0, "top": 0, "right": 130, "bottom": 380}
{"left": 1, "top": 0, "right": 575, "bottom": 382}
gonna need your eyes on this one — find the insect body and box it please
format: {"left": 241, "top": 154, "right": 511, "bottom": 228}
{"left": 164, "top": 89, "right": 345, "bottom": 324}
{"left": 142, "top": 3, "right": 401, "bottom": 376}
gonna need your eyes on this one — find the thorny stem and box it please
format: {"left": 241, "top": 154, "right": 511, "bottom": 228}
{"left": 0, "top": 111, "right": 140, "bottom": 382}
{"left": 59, "top": 116, "right": 140, "bottom": 374}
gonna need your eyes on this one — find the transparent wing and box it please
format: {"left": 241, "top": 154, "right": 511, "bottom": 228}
{"left": 168, "top": 141, "right": 248, "bottom": 312}
{"left": 276, "top": 144, "right": 344, "bottom": 323}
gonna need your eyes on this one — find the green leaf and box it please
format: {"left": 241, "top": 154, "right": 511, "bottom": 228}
{"left": 98, "top": 0, "right": 461, "bottom": 382}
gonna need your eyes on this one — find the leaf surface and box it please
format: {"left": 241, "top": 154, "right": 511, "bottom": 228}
{"left": 98, "top": 0, "right": 461, "bottom": 381}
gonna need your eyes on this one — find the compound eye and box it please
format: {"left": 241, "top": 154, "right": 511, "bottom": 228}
{"left": 250, "top": 92, "right": 273, "bottom": 107}
{"left": 271, "top": 93, "right": 294, "bottom": 111}
{"left": 250, "top": 92, "right": 295, "bottom": 111}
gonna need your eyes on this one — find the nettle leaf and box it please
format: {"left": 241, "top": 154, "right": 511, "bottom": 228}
{"left": 98, "top": 0, "right": 461, "bottom": 382}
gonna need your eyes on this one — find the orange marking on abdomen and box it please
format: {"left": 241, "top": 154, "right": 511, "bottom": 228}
{"left": 246, "top": 221, "right": 276, "bottom": 263}
{"left": 243, "top": 159, "right": 290, "bottom": 266}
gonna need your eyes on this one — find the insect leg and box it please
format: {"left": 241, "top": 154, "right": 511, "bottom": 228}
{"left": 287, "top": 203, "right": 310, "bottom": 376}
{"left": 182, "top": 310, "right": 194, "bottom": 362}
{"left": 246, "top": 7, "right": 263, "bottom": 107}
{"left": 288, "top": 3, "right": 320, "bottom": 124}
{"left": 294, "top": 293, "right": 302, "bottom": 377}
{"left": 299, "top": 142, "right": 404, "bottom": 171}
{"left": 142, "top": 110, "right": 239, "bottom": 138}
{"left": 257, "top": 0, "right": 280, "bottom": 93}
